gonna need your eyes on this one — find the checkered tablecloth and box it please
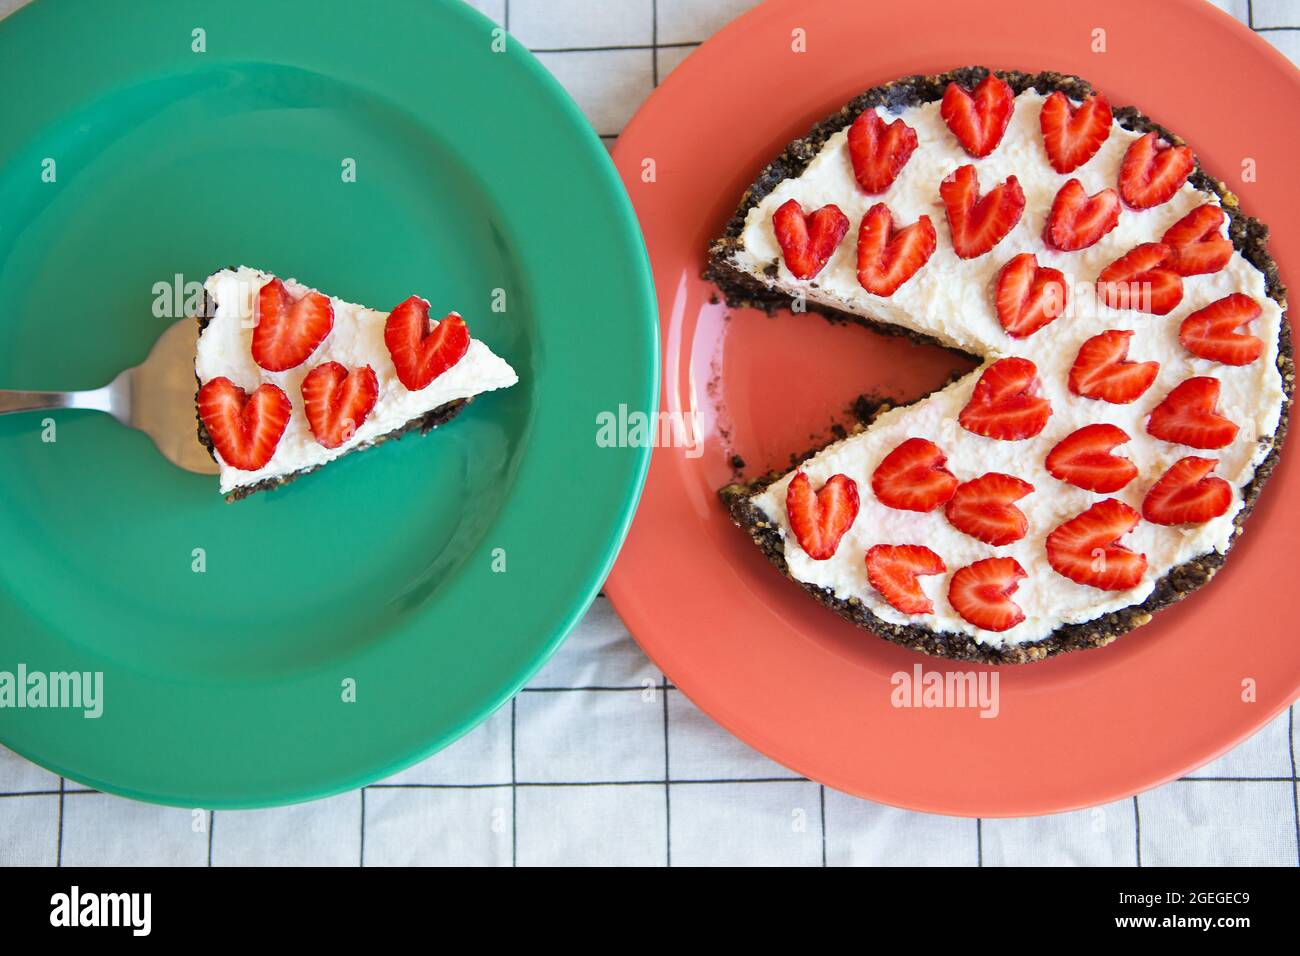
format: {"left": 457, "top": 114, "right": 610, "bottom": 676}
{"left": 2, "top": 0, "right": 1298, "bottom": 867}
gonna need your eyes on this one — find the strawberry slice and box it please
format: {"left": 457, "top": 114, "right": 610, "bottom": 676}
{"left": 1146, "top": 377, "right": 1239, "bottom": 449}
{"left": 1045, "top": 423, "right": 1138, "bottom": 493}
{"left": 959, "top": 357, "right": 1051, "bottom": 440}
{"left": 384, "top": 297, "right": 471, "bottom": 392}
{"left": 948, "top": 557, "right": 1026, "bottom": 632}
{"left": 848, "top": 110, "right": 918, "bottom": 194}
{"left": 1039, "top": 91, "right": 1112, "bottom": 173}
{"left": 197, "top": 377, "right": 292, "bottom": 471}
{"left": 944, "top": 473, "right": 1034, "bottom": 546}
{"left": 1161, "top": 203, "right": 1233, "bottom": 276}
{"left": 871, "top": 437, "right": 958, "bottom": 512}
{"left": 1118, "top": 132, "right": 1194, "bottom": 209}
{"left": 252, "top": 278, "right": 334, "bottom": 372}
{"left": 772, "top": 199, "right": 850, "bottom": 279}
{"left": 940, "top": 165, "right": 1025, "bottom": 259}
{"left": 1068, "top": 330, "right": 1159, "bottom": 404}
{"left": 1096, "top": 242, "right": 1183, "bottom": 315}
{"left": 856, "top": 203, "right": 936, "bottom": 296}
{"left": 865, "top": 544, "right": 946, "bottom": 615}
{"left": 940, "top": 73, "right": 1014, "bottom": 158}
{"left": 1046, "top": 499, "right": 1147, "bottom": 591}
{"left": 1044, "top": 179, "right": 1120, "bottom": 251}
{"left": 301, "top": 362, "right": 380, "bottom": 449}
{"left": 1179, "top": 293, "right": 1264, "bottom": 366}
{"left": 995, "top": 253, "right": 1068, "bottom": 338}
{"left": 786, "top": 471, "right": 860, "bottom": 560}
{"left": 1141, "top": 457, "right": 1232, "bottom": 526}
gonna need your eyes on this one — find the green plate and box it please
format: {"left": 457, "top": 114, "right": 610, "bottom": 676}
{"left": 0, "top": 0, "right": 656, "bottom": 807}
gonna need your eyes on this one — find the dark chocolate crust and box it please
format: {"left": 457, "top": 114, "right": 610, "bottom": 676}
{"left": 711, "top": 67, "right": 1294, "bottom": 664}
{"left": 192, "top": 286, "right": 473, "bottom": 503}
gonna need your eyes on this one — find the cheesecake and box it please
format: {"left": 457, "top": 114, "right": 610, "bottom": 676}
{"left": 709, "top": 68, "right": 1292, "bottom": 663}
{"left": 194, "top": 266, "right": 518, "bottom": 500}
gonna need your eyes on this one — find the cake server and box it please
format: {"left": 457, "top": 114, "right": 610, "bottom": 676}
{"left": 0, "top": 318, "right": 219, "bottom": 475}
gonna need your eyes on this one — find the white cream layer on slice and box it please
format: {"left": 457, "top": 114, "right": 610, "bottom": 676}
{"left": 195, "top": 266, "right": 518, "bottom": 495}
{"left": 724, "top": 90, "right": 1286, "bottom": 648}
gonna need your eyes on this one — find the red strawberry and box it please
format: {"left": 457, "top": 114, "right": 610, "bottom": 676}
{"left": 1045, "top": 424, "right": 1138, "bottom": 493}
{"left": 772, "top": 199, "right": 850, "bottom": 279}
{"left": 252, "top": 278, "right": 334, "bottom": 372}
{"left": 948, "top": 557, "right": 1026, "bottom": 632}
{"left": 786, "top": 472, "right": 860, "bottom": 560}
{"left": 848, "top": 110, "right": 918, "bottom": 194}
{"left": 1161, "top": 203, "right": 1233, "bottom": 276}
{"left": 1068, "top": 330, "right": 1159, "bottom": 404}
{"left": 197, "top": 377, "right": 292, "bottom": 471}
{"left": 384, "top": 297, "right": 471, "bottom": 392}
{"left": 1141, "top": 457, "right": 1232, "bottom": 526}
{"left": 940, "top": 73, "right": 1014, "bottom": 158}
{"left": 871, "top": 437, "right": 958, "bottom": 512}
{"left": 959, "top": 357, "right": 1051, "bottom": 440}
{"left": 940, "top": 165, "right": 1025, "bottom": 259}
{"left": 1118, "top": 132, "right": 1194, "bottom": 209}
{"left": 1046, "top": 499, "right": 1147, "bottom": 591}
{"left": 1179, "top": 293, "right": 1264, "bottom": 366}
{"left": 995, "top": 253, "right": 1068, "bottom": 338}
{"left": 856, "top": 203, "right": 936, "bottom": 296}
{"left": 301, "top": 362, "right": 380, "bottom": 449}
{"left": 1096, "top": 242, "right": 1183, "bottom": 315}
{"left": 1044, "top": 179, "right": 1120, "bottom": 251}
{"left": 1039, "top": 91, "right": 1112, "bottom": 173}
{"left": 1146, "top": 377, "right": 1239, "bottom": 449}
{"left": 865, "top": 544, "right": 946, "bottom": 615}
{"left": 944, "top": 473, "right": 1034, "bottom": 546}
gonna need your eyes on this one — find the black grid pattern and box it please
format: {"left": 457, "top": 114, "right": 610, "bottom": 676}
{"left": 1, "top": 0, "right": 1299, "bottom": 867}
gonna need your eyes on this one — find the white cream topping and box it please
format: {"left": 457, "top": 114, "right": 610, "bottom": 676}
{"left": 195, "top": 266, "right": 518, "bottom": 494}
{"left": 731, "top": 91, "right": 1286, "bottom": 647}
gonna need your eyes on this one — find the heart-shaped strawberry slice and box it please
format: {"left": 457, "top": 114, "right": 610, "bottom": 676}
{"left": 940, "top": 73, "right": 1014, "bottom": 158}
{"left": 871, "top": 437, "right": 958, "bottom": 512}
{"left": 958, "top": 357, "right": 1051, "bottom": 440}
{"left": 856, "top": 203, "right": 936, "bottom": 296}
{"left": 1039, "top": 91, "right": 1112, "bottom": 173}
{"left": 995, "top": 253, "right": 1068, "bottom": 338}
{"left": 301, "top": 362, "right": 380, "bottom": 449}
{"left": 1118, "top": 132, "right": 1194, "bottom": 209}
{"left": 1045, "top": 423, "right": 1138, "bottom": 493}
{"left": 1068, "top": 330, "right": 1159, "bottom": 404}
{"left": 940, "top": 165, "right": 1025, "bottom": 259}
{"left": 772, "top": 198, "right": 850, "bottom": 279}
{"left": 865, "top": 544, "right": 946, "bottom": 615}
{"left": 1046, "top": 499, "right": 1147, "bottom": 591}
{"left": 948, "top": 557, "right": 1026, "bottom": 632}
{"left": 785, "top": 471, "right": 860, "bottom": 560}
{"left": 848, "top": 110, "right": 918, "bottom": 194}
{"left": 944, "top": 472, "right": 1034, "bottom": 545}
{"left": 1162, "top": 203, "right": 1233, "bottom": 276}
{"left": 384, "top": 297, "right": 471, "bottom": 392}
{"left": 252, "top": 278, "right": 334, "bottom": 372}
{"left": 197, "top": 377, "right": 292, "bottom": 471}
{"left": 1096, "top": 242, "right": 1183, "bottom": 315}
{"left": 1044, "top": 179, "right": 1120, "bottom": 251}
{"left": 1146, "top": 377, "right": 1239, "bottom": 449}
{"left": 1179, "top": 293, "right": 1264, "bottom": 366}
{"left": 1142, "top": 457, "right": 1232, "bottom": 526}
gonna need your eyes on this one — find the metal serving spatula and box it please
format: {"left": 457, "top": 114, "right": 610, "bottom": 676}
{"left": 0, "top": 318, "right": 219, "bottom": 475}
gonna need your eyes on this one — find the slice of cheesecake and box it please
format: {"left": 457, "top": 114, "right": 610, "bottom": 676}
{"left": 194, "top": 266, "right": 518, "bottom": 500}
